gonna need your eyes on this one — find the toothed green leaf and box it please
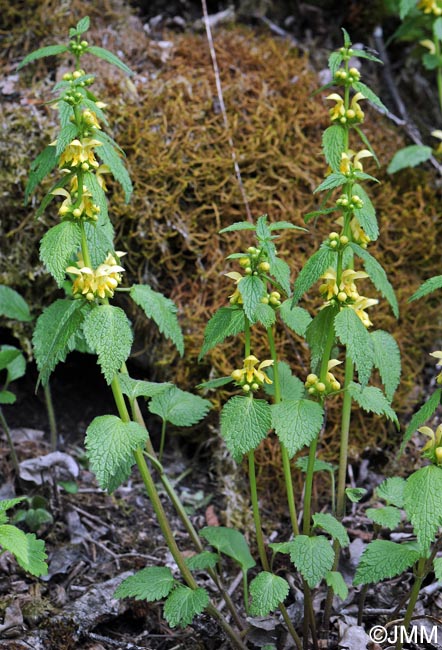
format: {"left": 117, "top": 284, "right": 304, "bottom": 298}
{"left": 185, "top": 552, "right": 219, "bottom": 572}
{"left": 249, "top": 572, "right": 289, "bottom": 616}
{"left": 354, "top": 540, "right": 420, "bottom": 585}
{"left": 221, "top": 396, "right": 271, "bottom": 461}
{"left": 25, "top": 144, "right": 59, "bottom": 203}
{"left": 349, "top": 243, "right": 399, "bottom": 317}
{"left": 114, "top": 566, "right": 174, "bottom": 600}
{"left": 18, "top": 45, "right": 69, "bottom": 70}
{"left": 199, "top": 306, "right": 245, "bottom": 359}
{"left": 164, "top": 586, "right": 209, "bottom": 628}
{"left": 401, "top": 388, "right": 442, "bottom": 451}
{"left": 323, "top": 125, "right": 346, "bottom": 173}
{"left": 292, "top": 246, "right": 336, "bottom": 304}
{"left": 366, "top": 506, "right": 402, "bottom": 530}
{"left": 0, "top": 286, "right": 32, "bottom": 322}
{"left": 334, "top": 308, "right": 374, "bottom": 386}
{"left": 289, "top": 535, "right": 334, "bottom": 588}
{"left": 264, "top": 362, "right": 305, "bottom": 401}
{"left": 348, "top": 382, "right": 398, "bottom": 425}
{"left": 97, "top": 143, "right": 132, "bottom": 202}
{"left": 40, "top": 221, "right": 82, "bottom": 287}
{"left": 83, "top": 305, "right": 133, "bottom": 384}
{"left": 387, "top": 145, "right": 432, "bottom": 174}
{"left": 118, "top": 375, "right": 173, "bottom": 401}
{"left": 279, "top": 301, "right": 312, "bottom": 336}
{"left": 371, "top": 330, "right": 401, "bottom": 401}
{"left": 238, "top": 275, "right": 266, "bottom": 321}
{"left": 325, "top": 571, "right": 348, "bottom": 600}
{"left": 272, "top": 399, "right": 324, "bottom": 457}
{"left": 404, "top": 465, "right": 442, "bottom": 552}
{"left": 148, "top": 386, "right": 210, "bottom": 427}
{"left": 312, "top": 513, "right": 349, "bottom": 548}
{"left": 376, "top": 477, "right": 405, "bottom": 508}
{"left": 410, "top": 275, "right": 442, "bottom": 301}
{"left": 85, "top": 415, "right": 146, "bottom": 492}
{"left": 200, "top": 526, "right": 255, "bottom": 572}
{"left": 0, "top": 525, "right": 47, "bottom": 576}
{"left": 86, "top": 45, "right": 133, "bottom": 76}
{"left": 130, "top": 285, "right": 184, "bottom": 356}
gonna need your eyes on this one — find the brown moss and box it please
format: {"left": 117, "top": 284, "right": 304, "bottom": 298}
{"left": 2, "top": 2, "right": 442, "bottom": 490}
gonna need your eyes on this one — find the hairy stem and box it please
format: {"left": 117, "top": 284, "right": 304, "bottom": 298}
{"left": 43, "top": 381, "right": 58, "bottom": 451}
{"left": 395, "top": 558, "right": 426, "bottom": 650}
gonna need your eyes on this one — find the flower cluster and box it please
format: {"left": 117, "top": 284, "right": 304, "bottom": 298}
{"left": 418, "top": 424, "right": 442, "bottom": 464}
{"left": 326, "top": 91, "right": 365, "bottom": 125}
{"left": 319, "top": 268, "right": 378, "bottom": 327}
{"left": 231, "top": 355, "right": 273, "bottom": 393}
{"left": 66, "top": 252, "right": 125, "bottom": 301}
{"left": 305, "top": 359, "right": 342, "bottom": 397}
{"left": 418, "top": 0, "right": 442, "bottom": 16}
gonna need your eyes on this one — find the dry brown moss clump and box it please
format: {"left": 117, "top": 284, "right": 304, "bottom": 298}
{"left": 1, "top": 3, "right": 442, "bottom": 477}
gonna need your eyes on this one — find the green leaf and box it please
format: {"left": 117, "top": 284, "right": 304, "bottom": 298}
{"left": 350, "top": 243, "right": 399, "bottom": 317}
{"left": 352, "top": 81, "right": 388, "bottom": 113}
{"left": 354, "top": 540, "right": 420, "bottom": 585}
{"left": 296, "top": 457, "right": 336, "bottom": 474}
{"left": 196, "top": 376, "right": 233, "bottom": 390}
{"left": 200, "top": 526, "right": 256, "bottom": 571}
{"left": 366, "top": 506, "right": 402, "bottom": 530}
{"left": 269, "top": 221, "right": 306, "bottom": 231}
{"left": 401, "top": 388, "right": 442, "bottom": 451}
{"left": 199, "top": 306, "right": 245, "bottom": 359}
{"left": 434, "top": 18, "right": 442, "bottom": 40}
{"left": 289, "top": 535, "right": 334, "bottom": 588}
{"left": 55, "top": 123, "right": 79, "bottom": 156}
{"left": 82, "top": 170, "right": 109, "bottom": 221}
{"left": 353, "top": 126, "right": 380, "bottom": 167}
{"left": 148, "top": 386, "right": 210, "bottom": 426}
{"left": 314, "top": 173, "right": 348, "bottom": 193}
{"left": 264, "top": 362, "right": 305, "bottom": 401}
{"left": 312, "top": 513, "right": 349, "bottom": 548}
{"left": 83, "top": 305, "right": 133, "bottom": 384}
{"left": 345, "top": 487, "right": 366, "bottom": 503}
{"left": 185, "top": 551, "right": 219, "bottom": 571}
{"left": 253, "top": 303, "right": 276, "bottom": 328}
{"left": 328, "top": 51, "right": 344, "bottom": 76}
{"left": 164, "top": 586, "right": 209, "bottom": 628}
{"left": 118, "top": 374, "right": 173, "bottom": 401}
{"left": 305, "top": 304, "right": 339, "bottom": 369}
{"left": 0, "top": 347, "right": 20, "bottom": 371}
{"left": 348, "top": 382, "right": 398, "bottom": 425}
{"left": 370, "top": 330, "right": 401, "bottom": 402}
{"left": 18, "top": 44, "right": 69, "bottom": 70}
{"left": 86, "top": 45, "right": 133, "bottom": 76}
{"left": 434, "top": 557, "right": 442, "bottom": 582}
{"left": 85, "top": 415, "right": 147, "bottom": 492}
{"left": 221, "top": 396, "right": 271, "bottom": 461}
{"left": 400, "top": 0, "right": 417, "bottom": 19}
{"left": 40, "top": 221, "right": 82, "bottom": 287}
{"left": 130, "top": 285, "right": 184, "bottom": 356}
{"left": 323, "top": 125, "right": 346, "bottom": 173}
{"left": 249, "top": 572, "right": 290, "bottom": 616}
{"left": 404, "top": 465, "right": 442, "bottom": 551}
{"left": 410, "top": 275, "right": 442, "bottom": 301}
{"left": 334, "top": 308, "right": 374, "bottom": 386}
{"left": 33, "top": 299, "right": 85, "bottom": 385}
{"left": 0, "top": 525, "right": 47, "bottom": 576}
{"left": 114, "top": 566, "right": 174, "bottom": 600}
{"left": 423, "top": 53, "right": 442, "bottom": 70}
{"left": 304, "top": 207, "right": 337, "bottom": 224}
{"left": 271, "top": 257, "right": 291, "bottom": 296}
{"left": 238, "top": 275, "right": 266, "bottom": 321}
{"left": 75, "top": 16, "right": 90, "bottom": 34}
{"left": 219, "top": 221, "right": 255, "bottom": 233}
{"left": 0, "top": 286, "right": 32, "bottom": 322}
{"left": 325, "top": 571, "right": 348, "bottom": 600}
{"left": 0, "top": 497, "right": 26, "bottom": 514}
{"left": 387, "top": 145, "right": 432, "bottom": 174}
{"left": 1, "top": 344, "right": 25, "bottom": 383}
{"left": 97, "top": 143, "right": 132, "bottom": 202}
{"left": 25, "top": 144, "right": 59, "bottom": 203}
{"left": 376, "top": 477, "right": 405, "bottom": 508}
{"left": 35, "top": 171, "right": 76, "bottom": 220}
{"left": 0, "top": 391, "right": 16, "bottom": 405}
{"left": 352, "top": 183, "right": 379, "bottom": 241}
{"left": 350, "top": 49, "right": 383, "bottom": 65}
{"left": 342, "top": 27, "right": 351, "bottom": 47}
{"left": 271, "top": 399, "right": 324, "bottom": 457}
{"left": 279, "top": 301, "right": 312, "bottom": 336}
{"left": 292, "top": 246, "right": 336, "bottom": 304}
{"left": 83, "top": 217, "right": 114, "bottom": 268}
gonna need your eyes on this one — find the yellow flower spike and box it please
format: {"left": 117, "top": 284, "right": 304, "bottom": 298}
{"left": 232, "top": 355, "right": 274, "bottom": 388}
{"left": 326, "top": 93, "right": 345, "bottom": 122}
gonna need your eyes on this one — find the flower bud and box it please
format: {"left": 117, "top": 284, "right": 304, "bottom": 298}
{"left": 337, "top": 291, "right": 347, "bottom": 303}
{"left": 72, "top": 208, "right": 82, "bottom": 218}
{"left": 245, "top": 267, "right": 252, "bottom": 275}
{"left": 339, "top": 235, "right": 349, "bottom": 245}
{"left": 239, "top": 257, "right": 249, "bottom": 267}
{"left": 80, "top": 40, "right": 89, "bottom": 48}
{"left": 231, "top": 369, "right": 243, "bottom": 381}
{"left": 251, "top": 383, "right": 259, "bottom": 391}
{"left": 259, "top": 261, "right": 270, "bottom": 272}
{"left": 73, "top": 70, "right": 82, "bottom": 79}
{"left": 242, "top": 384, "right": 251, "bottom": 393}
{"left": 316, "top": 382, "right": 326, "bottom": 393}
{"left": 306, "top": 373, "right": 318, "bottom": 385}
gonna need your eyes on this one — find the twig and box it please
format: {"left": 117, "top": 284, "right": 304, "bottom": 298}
{"left": 201, "top": 0, "right": 252, "bottom": 221}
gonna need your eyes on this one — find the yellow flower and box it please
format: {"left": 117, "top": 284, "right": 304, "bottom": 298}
{"left": 319, "top": 268, "right": 368, "bottom": 302}
{"left": 82, "top": 109, "right": 101, "bottom": 129}
{"left": 349, "top": 295, "right": 378, "bottom": 328}
{"left": 349, "top": 92, "right": 365, "bottom": 121}
{"left": 418, "top": 0, "right": 442, "bottom": 15}
{"left": 335, "top": 216, "right": 370, "bottom": 247}
{"left": 231, "top": 355, "right": 274, "bottom": 389}
{"left": 326, "top": 93, "right": 345, "bottom": 122}
{"left": 326, "top": 359, "right": 342, "bottom": 391}
{"left": 340, "top": 149, "right": 373, "bottom": 174}
{"left": 66, "top": 251, "right": 125, "bottom": 300}
{"left": 430, "top": 350, "right": 442, "bottom": 383}
{"left": 418, "top": 424, "right": 442, "bottom": 465}
{"left": 319, "top": 268, "right": 339, "bottom": 300}
{"left": 59, "top": 138, "right": 101, "bottom": 169}
{"left": 51, "top": 186, "right": 100, "bottom": 221}
{"left": 432, "top": 130, "right": 442, "bottom": 155}
{"left": 225, "top": 271, "right": 243, "bottom": 304}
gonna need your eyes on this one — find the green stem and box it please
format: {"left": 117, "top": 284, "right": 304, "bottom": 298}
{"left": 80, "top": 221, "right": 92, "bottom": 268}
{"left": 266, "top": 326, "right": 299, "bottom": 535}
{"left": 248, "top": 450, "right": 270, "bottom": 571}
{"left": 0, "top": 408, "right": 21, "bottom": 482}
{"left": 336, "top": 355, "right": 354, "bottom": 519}
{"left": 159, "top": 418, "right": 167, "bottom": 462}
{"left": 242, "top": 570, "right": 249, "bottom": 615}
{"left": 434, "top": 38, "right": 442, "bottom": 114}
{"left": 395, "top": 558, "right": 426, "bottom": 650}
{"left": 43, "top": 381, "right": 58, "bottom": 451}
{"left": 110, "top": 375, "right": 246, "bottom": 649}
